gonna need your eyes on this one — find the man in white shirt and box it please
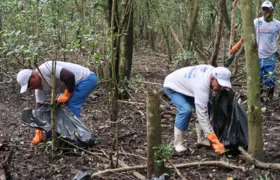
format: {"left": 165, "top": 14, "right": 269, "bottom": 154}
{"left": 17, "top": 61, "right": 98, "bottom": 144}
{"left": 254, "top": 0, "right": 280, "bottom": 98}
{"left": 163, "top": 65, "right": 232, "bottom": 154}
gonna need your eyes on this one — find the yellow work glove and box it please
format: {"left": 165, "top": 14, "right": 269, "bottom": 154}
{"left": 57, "top": 89, "right": 72, "bottom": 104}
{"left": 207, "top": 132, "right": 226, "bottom": 154}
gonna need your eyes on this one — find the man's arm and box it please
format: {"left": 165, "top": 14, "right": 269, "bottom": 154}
{"left": 56, "top": 68, "right": 75, "bottom": 104}
{"left": 195, "top": 104, "right": 213, "bottom": 137}
{"left": 35, "top": 89, "right": 48, "bottom": 109}
{"left": 59, "top": 68, "right": 75, "bottom": 92}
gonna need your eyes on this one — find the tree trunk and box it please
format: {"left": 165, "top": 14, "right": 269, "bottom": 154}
{"left": 210, "top": 0, "right": 225, "bottom": 67}
{"left": 146, "top": 90, "right": 163, "bottom": 178}
{"left": 0, "top": 11, "right": 2, "bottom": 48}
{"left": 240, "top": 0, "right": 264, "bottom": 160}
{"left": 150, "top": 0, "right": 172, "bottom": 63}
{"left": 119, "top": 0, "right": 134, "bottom": 99}
{"left": 139, "top": 3, "right": 144, "bottom": 40}
{"left": 229, "top": 0, "right": 238, "bottom": 53}
{"left": 145, "top": 0, "right": 155, "bottom": 50}
{"left": 110, "top": 0, "right": 119, "bottom": 123}
{"left": 75, "top": 0, "right": 85, "bottom": 51}
{"left": 223, "top": 0, "right": 231, "bottom": 31}
{"left": 51, "top": 60, "right": 57, "bottom": 151}
{"left": 255, "top": 0, "right": 261, "bottom": 18}
{"left": 187, "top": 0, "right": 200, "bottom": 50}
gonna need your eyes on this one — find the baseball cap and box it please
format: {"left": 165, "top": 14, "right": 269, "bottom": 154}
{"left": 212, "top": 67, "right": 232, "bottom": 88}
{"left": 262, "top": 1, "right": 273, "bottom": 9}
{"left": 17, "top": 69, "right": 33, "bottom": 93}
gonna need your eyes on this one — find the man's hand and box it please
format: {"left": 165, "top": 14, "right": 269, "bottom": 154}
{"left": 230, "top": 38, "right": 243, "bottom": 55}
{"left": 57, "top": 89, "right": 72, "bottom": 104}
{"left": 207, "top": 132, "right": 225, "bottom": 154}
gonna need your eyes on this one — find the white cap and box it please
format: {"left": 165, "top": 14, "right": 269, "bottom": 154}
{"left": 17, "top": 69, "right": 33, "bottom": 93}
{"left": 212, "top": 67, "right": 232, "bottom": 88}
{"left": 262, "top": 1, "right": 273, "bottom": 9}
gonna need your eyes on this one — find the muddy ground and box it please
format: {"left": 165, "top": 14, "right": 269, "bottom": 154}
{"left": 1, "top": 48, "right": 280, "bottom": 180}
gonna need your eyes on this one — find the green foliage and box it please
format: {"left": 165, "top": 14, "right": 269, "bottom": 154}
{"left": 173, "top": 50, "right": 198, "bottom": 68}
{"left": 153, "top": 144, "right": 173, "bottom": 165}
{"left": 0, "top": 0, "right": 110, "bottom": 67}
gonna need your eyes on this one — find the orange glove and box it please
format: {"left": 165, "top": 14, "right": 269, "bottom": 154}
{"left": 230, "top": 38, "right": 243, "bottom": 55}
{"left": 31, "top": 129, "right": 46, "bottom": 145}
{"left": 57, "top": 89, "right": 72, "bottom": 104}
{"left": 207, "top": 132, "right": 225, "bottom": 154}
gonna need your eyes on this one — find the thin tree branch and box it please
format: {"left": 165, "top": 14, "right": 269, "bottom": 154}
{"left": 91, "top": 160, "right": 245, "bottom": 177}
{"left": 167, "top": 159, "right": 186, "bottom": 180}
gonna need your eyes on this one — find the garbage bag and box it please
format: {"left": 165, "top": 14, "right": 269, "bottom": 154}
{"left": 210, "top": 89, "right": 248, "bottom": 155}
{"left": 143, "top": 173, "right": 169, "bottom": 180}
{"left": 73, "top": 171, "right": 91, "bottom": 180}
{"left": 22, "top": 104, "right": 98, "bottom": 148}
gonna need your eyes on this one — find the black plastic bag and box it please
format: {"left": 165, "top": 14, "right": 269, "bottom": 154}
{"left": 143, "top": 173, "right": 169, "bottom": 180}
{"left": 73, "top": 171, "right": 91, "bottom": 180}
{"left": 22, "top": 104, "right": 98, "bottom": 148}
{"left": 210, "top": 89, "right": 248, "bottom": 155}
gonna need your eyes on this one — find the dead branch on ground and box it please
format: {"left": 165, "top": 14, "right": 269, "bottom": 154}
{"left": 91, "top": 160, "right": 245, "bottom": 178}
{"left": 1, "top": 149, "right": 13, "bottom": 180}
{"left": 167, "top": 159, "right": 186, "bottom": 180}
{"left": 239, "top": 146, "right": 280, "bottom": 169}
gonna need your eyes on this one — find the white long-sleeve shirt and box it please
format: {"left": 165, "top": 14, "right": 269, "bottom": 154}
{"left": 35, "top": 61, "right": 91, "bottom": 103}
{"left": 163, "top": 65, "right": 214, "bottom": 136}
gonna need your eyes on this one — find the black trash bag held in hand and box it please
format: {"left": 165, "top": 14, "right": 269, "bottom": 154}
{"left": 22, "top": 104, "right": 98, "bottom": 148}
{"left": 210, "top": 89, "right": 248, "bottom": 155}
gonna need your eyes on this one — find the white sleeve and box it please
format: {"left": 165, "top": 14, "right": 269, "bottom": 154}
{"left": 253, "top": 19, "right": 257, "bottom": 29}
{"left": 35, "top": 89, "right": 47, "bottom": 103}
{"left": 195, "top": 104, "right": 213, "bottom": 137}
{"left": 194, "top": 88, "right": 213, "bottom": 137}
{"left": 40, "top": 61, "right": 63, "bottom": 80}
{"left": 275, "top": 20, "right": 280, "bottom": 36}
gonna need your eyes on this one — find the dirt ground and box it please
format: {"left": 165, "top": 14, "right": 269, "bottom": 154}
{"left": 1, "top": 48, "right": 280, "bottom": 180}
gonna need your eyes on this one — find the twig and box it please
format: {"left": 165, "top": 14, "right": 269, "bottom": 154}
{"left": 239, "top": 146, "right": 280, "bottom": 169}
{"left": 119, "top": 152, "right": 147, "bottom": 161}
{"left": 59, "top": 139, "right": 109, "bottom": 162}
{"left": 167, "top": 159, "right": 186, "bottom": 180}
{"left": 1, "top": 149, "right": 14, "bottom": 180}
{"left": 91, "top": 160, "right": 245, "bottom": 177}
{"left": 117, "top": 159, "right": 146, "bottom": 180}
{"left": 139, "top": 81, "right": 162, "bottom": 86}
{"left": 118, "top": 100, "right": 145, "bottom": 105}
{"left": 232, "top": 73, "right": 246, "bottom": 83}
{"left": 174, "top": 161, "right": 245, "bottom": 171}
{"left": 91, "top": 164, "right": 146, "bottom": 177}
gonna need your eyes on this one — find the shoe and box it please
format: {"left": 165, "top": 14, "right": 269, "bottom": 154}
{"left": 31, "top": 129, "right": 46, "bottom": 145}
{"left": 174, "top": 127, "right": 187, "bottom": 152}
{"left": 195, "top": 123, "right": 210, "bottom": 147}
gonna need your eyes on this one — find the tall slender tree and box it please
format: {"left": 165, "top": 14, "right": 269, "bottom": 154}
{"left": 187, "top": 0, "right": 200, "bottom": 50}
{"left": 210, "top": 0, "right": 225, "bottom": 67}
{"left": 119, "top": 0, "right": 134, "bottom": 99}
{"left": 240, "top": 0, "right": 263, "bottom": 160}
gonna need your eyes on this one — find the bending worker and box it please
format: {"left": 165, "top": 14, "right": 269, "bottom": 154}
{"left": 17, "top": 61, "right": 98, "bottom": 145}
{"left": 163, "top": 65, "right": 232, "bottom": 154}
